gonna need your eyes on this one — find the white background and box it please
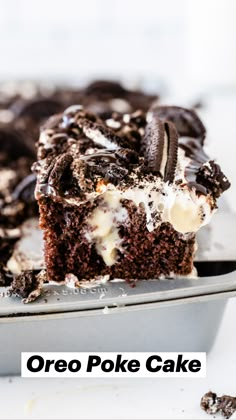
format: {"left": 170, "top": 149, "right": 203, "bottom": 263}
{"left": 0, "top": 0, "right": 236, "bottom": 94}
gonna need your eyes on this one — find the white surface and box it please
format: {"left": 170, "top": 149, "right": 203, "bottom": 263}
{"left": 0, "top": 297, "right": 235, "bottom": 420}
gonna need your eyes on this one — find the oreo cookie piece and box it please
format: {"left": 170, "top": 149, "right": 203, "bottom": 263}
{"left": 0, "top": 263, "right": 13, "bottom": 287}
{"left": 196, "top": 160, "right": 231, "bottom": 198}
{"left": 164, "top": 121, "right": 178, "bottom": 183}
{"left": 114, "top": 148, "right": 139, "bottom": 165}
{"left": 84, "top": 80, "right": 127, "bottom": 99}
{"left": 143, "top": 116, "right": 165, "bottom": 174}
{"left": 0, "top": 126, "right": 34, "bottom": 159}
{"left": 11, "top": 173, "right": 37, "bottom": 203}
{"left": 143, "top": 116, "right": 178, "bottom": 182}
{"left": 151, "top": 105, "right": 206, "bottom": 143}
{"left": 76, "top": 117, "right": 131, "bottom": 150}
{"left": 11, "top": 98, "right": 62, "bottom": 121}
{"left": 9, "top": 269, "right": 46, "bottom": 303}
{"left": 201, "top": 391, "right": 236, "bottom": 419}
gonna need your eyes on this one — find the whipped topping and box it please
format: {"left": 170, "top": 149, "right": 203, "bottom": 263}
{"left": 84, "top": 176, "right": 212, "bottom": 266}
{"left": 85, "top": 191, "right": 128, "bottom": 266}
{"left": 7, "top": 218, "right": 44, "bottom": 274}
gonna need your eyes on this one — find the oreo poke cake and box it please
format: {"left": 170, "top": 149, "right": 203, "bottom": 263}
{"left": 32, "top": 88, "right": 230, "bottom": 287}
{"left": 0, "top": 80, "right": 231, "bottom": 300}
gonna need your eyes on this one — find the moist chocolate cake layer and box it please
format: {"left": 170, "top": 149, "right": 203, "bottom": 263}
{"left": 39, "top": 197, "right": 195, "bottom": 282}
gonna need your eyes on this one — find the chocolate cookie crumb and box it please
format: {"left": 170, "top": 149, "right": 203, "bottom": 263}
{"left": 0, "top": 264, "right": 13, "bottom": 287}
{"left": 201, "top": 391, "right": 236, "bottom": 419}
{"left": 9, "top": 269, "right": 46, "bottom": 303}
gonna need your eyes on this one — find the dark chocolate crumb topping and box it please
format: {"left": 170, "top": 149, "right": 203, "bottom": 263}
{"left": 48, "top": 153, "right": 73, "bottom": 189}
{"left": 35, "top": 100, "right": 229, "bottom": 203}
{"left": 9, "top": 270, "right": 40, "bottom": 299}
{"left": 196, "top": 160, "right": 231, "bottom": 197}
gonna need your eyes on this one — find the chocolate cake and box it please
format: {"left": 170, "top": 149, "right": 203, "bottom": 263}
{"left": 35, "top": 103, "right": 230, "bottom": 284}
{"left": 201, "top": 391, "right": 236, "bottom": 419}
{"left": 0, "top": 80, "right": 159, "bottom": 297}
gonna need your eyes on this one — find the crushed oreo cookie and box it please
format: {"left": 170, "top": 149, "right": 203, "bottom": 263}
{"left": 11, "top": 173, "right": 36, "bottom": 203}
{"left": 197, "top": 160, "right": 231, "bottom": 198}
{"left": 11, "top": 98, "right": 63, "bottom": 121}
{"left": 201, "top": 391, "right": 236, "bottom": 419}
{"left": 0, "top": 263, "right": 13, "bottom": 287}
{"left": 0, "top": 126, "right": 34, "bottom": 159}
{"left": 9, "top": 269, "right": 46, "bottom": 303}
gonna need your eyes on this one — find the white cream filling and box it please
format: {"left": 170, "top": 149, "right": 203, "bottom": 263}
{"left": 162, "top": 185, "right": 212, "bottom": 234}
{"left": 159, "top": 132, "right": 169, "bottom": 177}
{"left": 105, "top": 119, "right": 121, "bottom": 129}
{"left": 83, "top": 127, "right": 118, "bottom": 150}
{"left": 84, "top": 180, "right": 213, "bottom": 266}
{"left": 85, "top": 191, "right": 128, "bottom": 266}
{"left": 7, "top": 218, "right": 44, "bottom": 274}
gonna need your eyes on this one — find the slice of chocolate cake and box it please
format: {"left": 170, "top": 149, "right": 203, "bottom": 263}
{"left": 0, "top": 79, "right": 159, "bottom": 299}
{"left": 35, "top": 104, "right": 230, "bottom": 284}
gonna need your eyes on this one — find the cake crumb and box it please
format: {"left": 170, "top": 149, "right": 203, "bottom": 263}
{"left": 102, "top": 306, "right": 110, "bottom": 314}
{"left": 9, "top": 269, "right": 46, "bottom": 303}
{"left": 201, "top": 391, "right": 236, "bottom": 419}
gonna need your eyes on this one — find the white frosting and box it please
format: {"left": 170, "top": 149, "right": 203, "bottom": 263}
{"left": 175, "top": 147, "right": 191, "bottom": 180}
{"left": 123, "top": 114, "right": 130, "bottom": 124}
{"left": 82, "top": 126, "right": 118, "bottom": 150}
{"left": 7, "top": 218, "right": 44, "bottom": 274}
{"left": 106, "top": 119, "right": 121, "bottom": 129}
{"left": 39, "top": 130, "right": 54, "bottom": 150}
